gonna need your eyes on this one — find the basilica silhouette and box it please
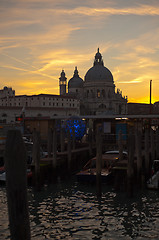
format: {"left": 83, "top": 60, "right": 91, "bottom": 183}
{"left": 59, "top": 49, "right": 127, "bottom": 115}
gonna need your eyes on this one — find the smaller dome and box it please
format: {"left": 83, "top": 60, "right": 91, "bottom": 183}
{"left": 68, "top": 67, "right": 84, "bottom": 88}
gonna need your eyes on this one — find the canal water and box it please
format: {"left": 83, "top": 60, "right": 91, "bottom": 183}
{"left": 0, "top": 177, "right": 159, "bottom": 239}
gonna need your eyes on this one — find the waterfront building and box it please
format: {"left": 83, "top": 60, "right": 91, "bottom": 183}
{"left": 128, "top": 103, "right": 151, "bottom": 115}
{"left": 0, "top": 89, "right": 79, "bottom": 123}
{"left": 0, "top": 86, "right": 15, "bottom": 98}
{"left": 154, "top": 101, "right": 159, "bottom": 114}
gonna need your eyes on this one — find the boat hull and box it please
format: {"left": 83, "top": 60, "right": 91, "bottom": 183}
{"left": 76, "top": 169, "right": 113, "bottom": 183}
{"left": 147, "top": 171, "right": 159, "bottom": 190}
{"left": 0, "top": 166, "right": 32, "bottom": 183}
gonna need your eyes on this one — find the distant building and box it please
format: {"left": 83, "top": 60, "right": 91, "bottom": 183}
{"left": 0, "top": 88, "right": 79, "bottom": 123}
{"left": 154, "top": 101, "right": 159, "bottom": 114}
{"left": 59, "top": 49, "right": 128, "bottom": 115}
{"left": 127, "top": 102, "right": 159, "bottom": 115}
{"left": 0, "top": 86, "right": 15, "bottom": 98}
{"left": 128, "top": 103, "right": 152, "bottom": 115}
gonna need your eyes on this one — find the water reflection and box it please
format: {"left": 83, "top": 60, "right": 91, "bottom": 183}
{"left": 0, "top": 178, "right": 159, "bottom": 239}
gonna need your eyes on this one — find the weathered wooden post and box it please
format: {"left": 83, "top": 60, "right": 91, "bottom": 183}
{"left": 47, "top": 128, "right": 52, "bottom": 158}
{"left": 150, "top": 128, "right": 155, "bottom": 164}
{"left": 33, "top": 129, "right": 41, "bottom": 191}
{"left": 5, "top": 130, "right": 31, "bottom": 240}
{"left": 118, "top": 130, "right": 123, "bottom": 162}
{"left": 60, "top": 127, "right": 65, "bottom": 152}
{"left": 72, "top": 127, "right": 76, "bottom": 150}
{"left": 136, "top": 129, "right": 142, "bottom": 187}
{"left": 88, "top": 128, "right": 93, "bottom": 156}
{"left": 127, "top": 129, "right": 135, "bottom": 197}
{"left": 52, "top": 128, "right": 57, "bottom": 168}
{"left": 156, "top": 128, "right": 159, "bottom": 159}
{"left": 113, "top": 129, "right": 124, "bottom": 191}
{"left": 144, "top": 128, "right": 150, "bottom": 180}
{"left": 96, "top": 124, "right": 102, "bottom": 197}
{"left": 67, "top": 129, "right": 72, "bottom": 172}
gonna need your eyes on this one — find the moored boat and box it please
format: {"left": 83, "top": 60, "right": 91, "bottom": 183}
{"left": 0, "top": 166, "right": 32, "bottom": 183}
{"left": 76, "top": 150, "right": 127, "bottom": 183}
{"left": 0, "top": 166, "right": 6, "bottom": 182}
{"left": 147, "top": 160, "right": 159, "bottom": 190}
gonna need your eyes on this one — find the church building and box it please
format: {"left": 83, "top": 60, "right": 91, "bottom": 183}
{"left": 59, "top": 49, "right": 128, "bottom": 115}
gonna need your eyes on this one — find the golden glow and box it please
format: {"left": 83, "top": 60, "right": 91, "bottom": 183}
{"left": 53, "top": 5, "right": 159, "bottom": 16}
{"left": 38, "top": 60, "right": 75, "bottom": 72}
{"left": 0, "top": 1, "right": 159, "bottom": 103}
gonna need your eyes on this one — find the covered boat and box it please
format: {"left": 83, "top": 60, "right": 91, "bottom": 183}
{"left": 0, "top": 166, "right": 32, "bottom": 183}
{"left": 147, "top": 160, "right": 159, "bottom": 190}
{"left": 76, "top": 150, "right": 127, "bottom": 183}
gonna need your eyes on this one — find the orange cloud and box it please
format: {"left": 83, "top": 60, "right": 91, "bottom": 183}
{"left": 50, "top": 5, "right": 159, "bottom": 16}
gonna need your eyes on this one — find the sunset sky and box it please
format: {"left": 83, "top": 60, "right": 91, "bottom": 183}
{"left": 0, "top": 0, "right": 159, "bottom": 103}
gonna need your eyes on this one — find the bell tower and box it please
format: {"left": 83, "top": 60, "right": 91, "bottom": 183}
{"left": 59, "top": 70, "right": 67, "bottom": 95}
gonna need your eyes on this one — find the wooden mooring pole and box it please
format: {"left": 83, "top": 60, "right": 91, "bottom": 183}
{"left": 144, "top": 128, "right": 150, "bottom": 180}
{"left": 127, "top": 130, "right": 135, "bottom": 197}
{"left": 150, "top": 128, "right": 155, "bottom": 164}
{"left": 60, "top": 127, "right": 65, "bottom": 152}
{"left": 33, "top": 129, "right": 41, "bottom": 191}
{"left": 52, "top": 128, "right": 57, "bottom": 168}
{"left": 96, "top": 124, "right": 102, "bottom": 197}
{"left": 67, "top": 130, "right": 72, "bottom": 172}
{"left": 5, "top": 130, "right": 31, "bottom": 240}
{"left": 88, "top": 128, "right": 93, "bottom": 156}
{"left": 136, "top": 130, "right": 142, "bottom": 187}
{"left": 72, "top": 127, "right": 76, "bottom": 150}
{"left": 47, "top": 128, "right": 52, "bottom": 158}
{"left": 156, "top": 128, "right": 159, "bottom": 159}
{"left": 118, "top": 130, "right": 123, "bottom": 162}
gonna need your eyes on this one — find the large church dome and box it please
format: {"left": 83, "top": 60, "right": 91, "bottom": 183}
{"left": 85, "top": 48, "right": 114, "bottom": 83}
{"left": 68, "top": 67, "right": 83, "bottom": 88}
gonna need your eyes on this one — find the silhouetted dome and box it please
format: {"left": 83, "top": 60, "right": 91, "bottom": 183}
{"left": 85, "top": 49, "right": 114, "bottom": 83}
{"left": 68, "top": 67, "right": 84, "bottom": 88}
{"left": 85, "top": 65, "right": 113, "bottom": 83}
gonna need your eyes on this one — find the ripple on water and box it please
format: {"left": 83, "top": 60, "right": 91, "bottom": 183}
{"left": 0, "top": 187, "right": 10, "bottom": 239}
{"left": 0, "top": 180, "right": 159, "bottom": 239}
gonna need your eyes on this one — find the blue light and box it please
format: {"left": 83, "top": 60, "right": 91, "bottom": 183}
{"left": 64, "top": 116, "right": 86, "bottom": 140}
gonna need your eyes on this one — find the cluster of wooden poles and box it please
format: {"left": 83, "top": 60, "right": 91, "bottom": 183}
{"left": 3, "top": 123, "right": 159, "bottom": 239}
{"left": 95, "top": 123, "right": 159, "bottom": 197}
{"left": 4, "top": 127, "right": 90, "bottom": 240}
